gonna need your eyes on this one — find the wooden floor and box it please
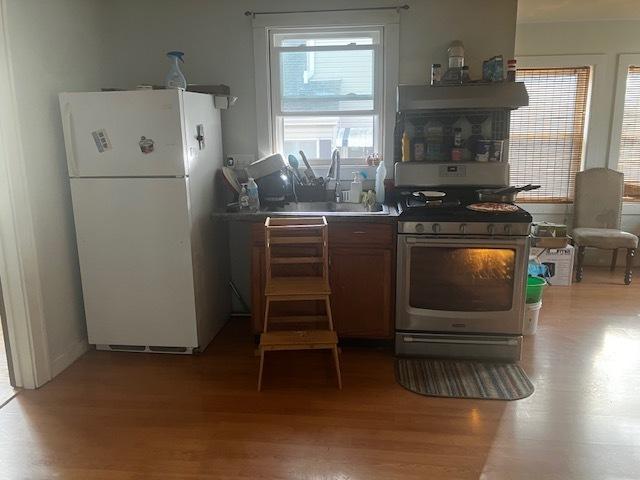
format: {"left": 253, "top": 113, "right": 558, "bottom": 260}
{"left": 0, "top": 267, "right": 639, "bottom": 479}
{"left": 0, "top": 323, "right": 17, "bottom": 407}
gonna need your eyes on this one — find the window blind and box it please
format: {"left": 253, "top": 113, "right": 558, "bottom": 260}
{"left": 618, "top": 66, "right": 640, "bottom": 199}
{"left": 509, "top": 67, "right": 591, "bottom": 202}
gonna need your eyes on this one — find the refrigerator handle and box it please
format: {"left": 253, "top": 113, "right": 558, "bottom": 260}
{"left": 61, "top": 101, "right": 79, "bottom": 176}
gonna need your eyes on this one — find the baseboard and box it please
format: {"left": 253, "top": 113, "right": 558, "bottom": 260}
{"left": 50, "top": 337, "right": 90, "bottom": 378}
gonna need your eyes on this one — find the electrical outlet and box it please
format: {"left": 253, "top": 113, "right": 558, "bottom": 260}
{"left": 226, "top": 154, "right": 255, "bottom": 169}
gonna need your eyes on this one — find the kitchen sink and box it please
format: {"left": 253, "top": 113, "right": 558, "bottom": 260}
{"left": 270, "top": 202, "right": 389, "bottom": 215}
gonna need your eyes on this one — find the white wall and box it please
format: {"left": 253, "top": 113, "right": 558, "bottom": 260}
{"left": 516, "top": 20, "right": 640, "bottom": 265}
{"left": 104, "top": 0, "right": 517, "bottom": 309}
{"left": 4, "top": 0, "right": 114, "bottom": 376}
{"left": 106, "top": 0, "right": 517, "bottom": 159}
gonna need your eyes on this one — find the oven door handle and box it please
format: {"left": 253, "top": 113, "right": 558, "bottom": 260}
{"left": 403, "top": 336, "right": 520, "bottom": 346}
{"left": 404, "top": 237, "right": 522, "bottom": 245}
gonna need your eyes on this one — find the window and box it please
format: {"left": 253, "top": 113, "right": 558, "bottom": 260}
{"left": 509, "top": 67, "right": 591, "bottom": 202}
{"left": 269, "top": 28, "right": 382, "bottom": 166}
{"left": 617, "top": 66, "right": 640, "bottom": 199}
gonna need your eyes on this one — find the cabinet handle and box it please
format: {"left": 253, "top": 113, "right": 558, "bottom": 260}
{"left": 352, "top": 231, "right": 366, "bottom": 235}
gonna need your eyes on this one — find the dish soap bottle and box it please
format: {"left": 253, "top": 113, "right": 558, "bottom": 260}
{"left": 239, "top": 184, "right": 250, "bottom": 210}
{"left": 164, "top": 51, "right": 187, "bottom": 90}
{"left": 375, "top": 160, "right": 387, "bottom": 204}
{"left": 247, "top": 177, "right": 260, "bottom": 212}
{"left": 349, "top": 172, "right": 363, "bottom": 204}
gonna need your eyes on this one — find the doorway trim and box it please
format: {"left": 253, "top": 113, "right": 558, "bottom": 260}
{"left": 0, "top": 0, "right": 52, "bottom": 389}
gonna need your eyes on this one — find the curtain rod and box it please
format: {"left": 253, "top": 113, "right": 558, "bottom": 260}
{"left": 245, "top": 5, "right": 409, "bottom": 18}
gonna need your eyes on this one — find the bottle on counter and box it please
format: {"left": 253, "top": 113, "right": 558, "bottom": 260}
{"left": 239, "top": 184, "right": 250, "bottom": 210}
{"left": 349, "top": 172, "right": 363, "bottom": 204}
{"left": 375, "top": 160, "right": 387, "bottom": 204}
{"left": 247, "top": 177, "right": 260, "bottom": 212}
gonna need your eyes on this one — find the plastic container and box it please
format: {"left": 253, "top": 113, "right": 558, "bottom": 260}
{"left": 447, "top": 40, "right": 465, "bottom": 68}
{"left": 524, "top": 300, "right": 542, "bottom": 335}
{"left": 375, "top": 160, "right": 387, "bottom": 204}
{"left": 526, "top": 276, "right": 547, "bottom": 304}
{"left": 164, "top": 51, "right": 187, "bottom": 90}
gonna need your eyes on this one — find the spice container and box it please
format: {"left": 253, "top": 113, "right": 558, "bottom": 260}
{"left": 425, "top": 125, "right": 444, "bottom": 162}
{"left": 401, "top": 131, "right": 411, "bottom": 162}
{"left": 451, "top": 127, "right": 464, "bottom": 161}
{"left": 412, "top": 126, "right": 426, "bottom": 161}
{"left": 489, "top": 140, "right": 504, "bottom": 162}
{"left": 461, "top": 66, "right": 470, "bottom": 83}
{"left": 431, "top": 63, "right": 442, "bottom": 85}
{"left": 448, "top": 41, "right": 465, "bottom": 68}
{"left": 507, "top": 59, "right": 517, "bottom": 82}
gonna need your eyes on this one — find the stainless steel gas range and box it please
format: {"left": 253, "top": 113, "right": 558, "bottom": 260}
{"left": 394, "top": 162, "right": 532, "bottom": 361}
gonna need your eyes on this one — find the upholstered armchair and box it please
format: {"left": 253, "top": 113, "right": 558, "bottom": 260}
{"left": 573, "top": 168, "right": 638, "bottom": 285}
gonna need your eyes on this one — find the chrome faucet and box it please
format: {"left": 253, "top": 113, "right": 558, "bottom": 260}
{"left": 330, "top": 148, "right": 342, "bottom": 203}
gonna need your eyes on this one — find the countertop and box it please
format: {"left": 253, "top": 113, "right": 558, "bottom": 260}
{"left": 211, "top": 205, "right": 399, "bottom": 223}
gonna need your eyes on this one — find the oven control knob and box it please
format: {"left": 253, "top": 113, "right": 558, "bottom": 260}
{"left": 415, "top": 223, "right": 425, "bottom": 233}
{"left": 432, "top": 223, "right": 441, "bottom": 233}
{"left": 504, "top": 224, "right": 512, "bottom": 234}
{"left": 487, "top": 224, "right": 495, "bottom": 235}
{"left": 459, "top": 223, "right": 467, "bottom": 234}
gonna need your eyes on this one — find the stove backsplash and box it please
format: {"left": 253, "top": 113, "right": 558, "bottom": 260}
{"left": 393, "top": 108, "right": 510, "bottom": 163}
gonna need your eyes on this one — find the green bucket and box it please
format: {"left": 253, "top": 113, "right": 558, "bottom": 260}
{"left": 526, "top": 276, "right": 547, "bottom": 304}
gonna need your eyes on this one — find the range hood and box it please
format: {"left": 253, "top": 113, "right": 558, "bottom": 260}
{"left": 397, "top": 82, "right": 528, "bottom": 111}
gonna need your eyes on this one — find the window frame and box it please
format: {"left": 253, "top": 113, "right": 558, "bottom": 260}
{"left": 269, "top": 26, "right": 383, "bottom": 166}
{"left": 252, "top": 10, "right": 399, "bottom": 177}
{"left": 513, "top": 55, "right": 606, "bottom": 210}
{"left": 610, "top": 53, "right": 640, "bottom": 202}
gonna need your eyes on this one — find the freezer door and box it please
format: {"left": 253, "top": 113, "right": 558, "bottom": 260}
{"left": 70, "top": 177, "right": 198, "bottom": 347}
{"left": 60, "top": 90, "right": 187, "bottom": 177}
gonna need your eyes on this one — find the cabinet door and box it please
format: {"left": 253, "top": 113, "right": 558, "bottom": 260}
{"left": 329, "top": 247, "right": 393, "bottom": 339}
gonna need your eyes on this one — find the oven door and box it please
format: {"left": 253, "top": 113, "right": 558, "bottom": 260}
{"left": 396, "top": 235, "right": 528, "bottom": 335}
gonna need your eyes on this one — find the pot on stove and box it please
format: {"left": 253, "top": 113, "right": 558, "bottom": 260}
{"left": 476, "top": 184, "right": 540, "bottom": 203}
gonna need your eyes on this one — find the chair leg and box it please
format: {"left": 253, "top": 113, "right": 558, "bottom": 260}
{"left": 257, "top": 348, "right": 265, "bottom": 391}
{"left": 625, "top": 248, "right": 636, "bottom": 285}
{"left": 610, "top": 249, "right": 618, "bottom": 272}
{"left": 576, "top": 246, "right": 586, "bottom": 282}
{"left": 332, "top": 345, "right": 342, "bottom": 390}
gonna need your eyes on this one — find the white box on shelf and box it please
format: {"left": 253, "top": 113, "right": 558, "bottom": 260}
{"left": 530, "top": 245, "right": 575, "bottom": 286}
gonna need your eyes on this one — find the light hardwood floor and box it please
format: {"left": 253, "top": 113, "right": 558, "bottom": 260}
{"left": 0, "top": 267, "right": 639, "bottom": 479}
{"left": 0, "top": 323, "right": 17, "bottom": 407}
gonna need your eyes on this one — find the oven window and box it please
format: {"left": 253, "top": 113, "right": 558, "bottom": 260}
{"left": 409, "top": 247, "right": 516, "bottom": 311}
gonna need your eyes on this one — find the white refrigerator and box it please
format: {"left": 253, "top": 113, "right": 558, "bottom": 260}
{"left": 59, "top": 90, "right": 230, "bottom": 353}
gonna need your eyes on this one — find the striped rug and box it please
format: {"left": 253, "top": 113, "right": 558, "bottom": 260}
{"left": 395, "top": 358, "right": 534, "bottom": 401}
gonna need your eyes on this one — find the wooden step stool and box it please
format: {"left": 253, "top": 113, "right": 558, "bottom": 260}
{"left": 257, "top": 216, "right": 342, "bottom": 391}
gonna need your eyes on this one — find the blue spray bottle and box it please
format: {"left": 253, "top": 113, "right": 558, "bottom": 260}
{"left": 164, "top": 51, "right": 187, "bottom": 90}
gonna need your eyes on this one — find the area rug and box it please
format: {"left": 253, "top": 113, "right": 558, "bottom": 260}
{"left": 395, "top": 358, "right": 534, "bottom": 400}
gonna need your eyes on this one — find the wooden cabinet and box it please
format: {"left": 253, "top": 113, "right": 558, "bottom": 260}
{"left": 329, "top": 247, "right": 392, "bottom": 338}
{"left": 251, "top": 221, "right": 395, "bottom": 339}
